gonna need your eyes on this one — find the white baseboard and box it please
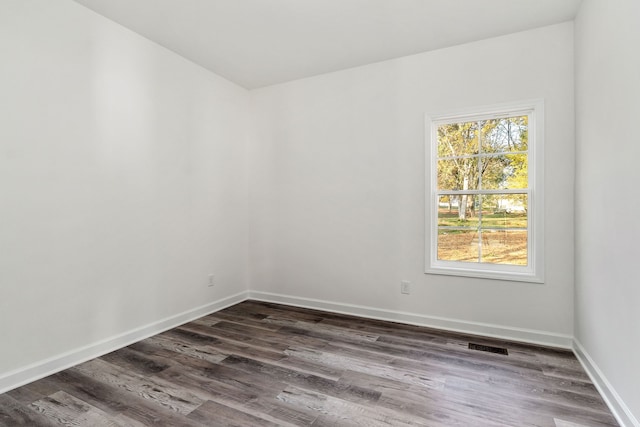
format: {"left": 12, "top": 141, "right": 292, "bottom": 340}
{"left": 573, "top": 340, "right": 639, "bottom": 427}
{"left": 0, "top": 291, "right": 249, "bottom": 395}
{"left": 247, "top": 291, "right": 573, "bottom": 349}
{"left": 5, "top": 289, "right": 636, "bottom": 427}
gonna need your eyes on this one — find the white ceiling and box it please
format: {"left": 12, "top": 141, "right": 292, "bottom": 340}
{"left": 72, "top": 0, "right": 582, "bottom": 89}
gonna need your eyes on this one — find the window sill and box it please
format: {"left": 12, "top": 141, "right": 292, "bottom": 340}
{"left": 425, "top": 264, "right": 544, "bottom": 284}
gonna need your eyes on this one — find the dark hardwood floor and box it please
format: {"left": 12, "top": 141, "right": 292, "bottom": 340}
{"left": 0, "top": 300, "right": 619, "bottom": 426}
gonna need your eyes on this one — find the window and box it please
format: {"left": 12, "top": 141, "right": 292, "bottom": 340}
{"left": 426, "top": 100, "right": 544, "bottom": 282}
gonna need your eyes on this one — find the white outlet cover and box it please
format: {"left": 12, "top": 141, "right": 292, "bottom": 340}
{"left": 401, "top": 281, "right": 411, "bottom": 294}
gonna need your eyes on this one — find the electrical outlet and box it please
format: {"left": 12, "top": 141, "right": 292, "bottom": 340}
{"left": 208, "top": 274, "right": 215, "bottom": 287}
{"left": 401, "top": 280, "right": 411, "bottom": 295}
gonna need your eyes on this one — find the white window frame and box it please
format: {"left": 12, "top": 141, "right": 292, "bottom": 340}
{"left": 425, "top": 100, "right": 544, "bottom": 283}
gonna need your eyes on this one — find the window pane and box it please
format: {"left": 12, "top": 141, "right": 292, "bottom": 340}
{"left": 481, "top": 154, "right": 528, "bottom": 190}
{"left": 437, "top": 159, "right": 480, "bottom": 190}
{"left": 481, "top": 194, "right": 528, "bottom": 229}
{"left": 480, "top": 116, "right": 528, "bottom": 154}
{"left": 437, "top": 229, "right": 479, "bottom": 263}
{"left": 480, "top": 231, "right": 528, "bottom": 265}
{"left": 478, "top": 194, "right": 528, "bottom": 266}
{"left": 437, "top": 194, "right": 481, "bottom": 263}
{"left": 437, "top": 121, "right": 478, "bottom": 158}
{"left": 437, "top": 195, "right": 479, "bottom": 228}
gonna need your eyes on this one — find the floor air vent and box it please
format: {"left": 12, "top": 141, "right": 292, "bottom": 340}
{"left": 468, "top": 343, "right": 508, "bottom": 355}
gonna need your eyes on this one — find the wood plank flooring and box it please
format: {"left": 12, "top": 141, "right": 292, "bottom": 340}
{"left": 0, "top": 300, "right": 619, "bottom": 426}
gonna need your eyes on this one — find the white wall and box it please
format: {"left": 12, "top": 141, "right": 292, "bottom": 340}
{"left": 575, "top": 0, "right": 640, "bottom": 424}
{"left": 249, "top": 23, "right": 575, "bottom": 340}
{"left": 0, "top": 0, "right": 249, "bottom": 377}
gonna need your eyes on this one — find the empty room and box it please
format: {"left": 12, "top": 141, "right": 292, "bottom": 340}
{"left": 1, "top": 0, "right": 638, "bottom": 425}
